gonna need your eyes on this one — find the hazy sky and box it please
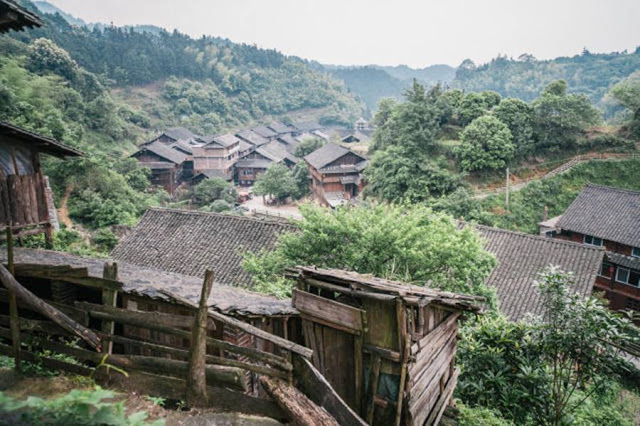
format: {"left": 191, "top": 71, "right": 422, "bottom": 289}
{"left": 47, "top": 0, "right": 640, "bottom": 68}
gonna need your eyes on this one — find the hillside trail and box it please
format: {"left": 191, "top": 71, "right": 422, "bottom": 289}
{"left": 57, "top": 184, "right": 74, "bottom": 228}
{"left": 472, "top": 151, "right": 639, "bottom": 200}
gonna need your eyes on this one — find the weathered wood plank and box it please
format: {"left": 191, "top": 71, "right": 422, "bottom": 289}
{"left": 410, "top": 311, "right": 459, "bottom": 362}
{"left": 260, "top": 375, "right": 339, "bottom": 426}
{"left": 408, "top": 333, "right": 457, "bottom": 413}
{"left": 299, "top": 277, "right": 396, "bottom": 302}
{"left": 76, "top": 301, "right": 198, "bottom": 329}
{"left": 292, "top": 289, "right": 364, "bottom": 334}
{"left": 292, "top": 354, "right": 367, "bottom": 426}
{"left": 101, "top": 263, "right": 118, "bottom": 354}
{"left": 162, "top": 289, "right": 313, "bottom": 359}
{"left": 0, "top": 288, "right": 88, "bottom": 325}
{"left": 423, "top": 368, "right": 459, "bottom": 426}
{"left": 365, "top": 353, "right": 381, "bottom": 424}
{"left": 0, "top": 264, "right": 101, "bottom": 350}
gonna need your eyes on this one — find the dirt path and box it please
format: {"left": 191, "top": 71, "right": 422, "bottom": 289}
{"left": 58, "top": 184, "right": 74, "bottom": 228}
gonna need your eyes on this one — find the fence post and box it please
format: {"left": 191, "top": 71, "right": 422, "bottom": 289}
{"left": 101, "top": 262, "right": 118, "bottom": 354}
{"left": 186, "top": 269, "right": 215, "bottom": 407}
{"left": 6, "top": 226, "right": 21, "bottom": 372}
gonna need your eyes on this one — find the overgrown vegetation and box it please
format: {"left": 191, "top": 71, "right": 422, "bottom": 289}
{"left": 456, "top": 267, "right": 640, "bottom": 425}
{"left": 0, "top": 387, "right": 163, "bottom": 425}
{"left": 243, "top": 203, "right": 497, "bottom": 303}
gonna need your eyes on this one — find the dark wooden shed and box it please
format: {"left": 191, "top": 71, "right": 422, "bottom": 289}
{"left": 0, "top": 122, "right": 82, "bottom": 241}
{"left": 288, "top": 266, "right": 483, "bottom": 426}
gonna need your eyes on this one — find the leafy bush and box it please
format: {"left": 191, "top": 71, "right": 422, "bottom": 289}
{"left": 92, "top": 229, "right": 119, "bottom": 252}
{"left": 193, "top": 177, "right": 236, "bottom": 206}
{"left": 0, "top": 387, "right": 163, "bottom": 426}
{"left": 244, "top": 203, "right": 497, "bottom": 303}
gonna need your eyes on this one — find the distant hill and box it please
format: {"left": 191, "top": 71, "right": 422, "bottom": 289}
{"left": 33, "top": 1, "right": 85, "bottom": 26}
{"left": 372, "top": 64, "right": 457, "bottom": 84}
{"left": 453, "top": 50, "right": 640, "bottom": 108}
{"left": 328, "top": 67, "right": 407, "bottom": 110}
{"left": 325, "top": 63, "right": 457, "bottom": 111}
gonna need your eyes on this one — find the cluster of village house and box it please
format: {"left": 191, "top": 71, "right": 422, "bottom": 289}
{"left": 131, "top": 119, "right": 373, "bottom": 208}
{"left": 0, "top": 3, "right": 639, "bottom": 423}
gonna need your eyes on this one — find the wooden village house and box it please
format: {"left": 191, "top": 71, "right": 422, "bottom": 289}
{"left": 131, "top": 140, "right": 190, "bottom": 195}
{"left": 304, "top": 143, "right": 367, "bottom": 207}
{"left": 192, "top": 133, "right": 245, "bottom": 179}
{"left": 542, "top": 184, "right": 640, "bottom": 315}
{"left": 235, "top": 140, "right": 298, "bottom": 186}
{"left": 0, "top": 121, "right": 82, "bottom": 242}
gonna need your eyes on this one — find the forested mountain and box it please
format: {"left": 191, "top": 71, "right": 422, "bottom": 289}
{"left": 373, "top": 64, "right": 456, "bottom": 83}
{"left": 5, "top": 1, "right": 363, "bottom": 142}
{"left": 453, "top": 50, "right": 640, "bottom": 110}
{"left": 325, "top": 63, "right": 456, "bottom": 110}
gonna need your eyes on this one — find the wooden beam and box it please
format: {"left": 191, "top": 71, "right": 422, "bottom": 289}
{"left": 293, "top": 289, "right": 364, "bottom": 334}
{"left": 292, "top": 354, "right": 367, "bottom": 426}
{"left": 75, "top": 301, "right": 198, "bottom": 330}
{"left": 260, "top": 376, "right": 339, "bottom": 426}
{"left": 0, "top": 263, "right": 101, "bottom": 350}
{"left": 101, "top": 263, "right": 118, "bottom": 354}
{"left": 6, "top": 226, "right": 20, "bottom": 372}
{"left": 0, "top": 342, "right": 92, "bottom": 376}
{"left": 187, "top": 270, "right": 214, "bottom": 406}
{"left": 297, "top": 277, "right": 396, "bottom": 302}
{"left": 365, "top": 353, "right": 381, "bottom": 424}
{"left": 161, "top": 289, "right": 313, "bottom": 359}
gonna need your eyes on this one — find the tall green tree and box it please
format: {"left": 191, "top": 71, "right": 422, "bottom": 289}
{"left": 609, "top": 71, "right": 640, "bottom": 138}
{"left": 492, "top": 98, "right": 536, "bottom": 159}
{"left": 253, "top": 163, "right": 297, "bottom": 204}
{"left": 532, "top": 80, "right": 601, "bottom": 151}
{"left": 456, "top": 115, "right": 514, "bottom": 172}
{"left": 193, "top": 177, "right": 236, "bottom": 205}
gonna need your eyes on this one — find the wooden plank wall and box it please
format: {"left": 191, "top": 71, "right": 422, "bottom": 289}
{"left": 406, "top": 306, "right": 459, "bottom": 425}
{"left": 0, "top": 174, "right": 48, "bottom": 228}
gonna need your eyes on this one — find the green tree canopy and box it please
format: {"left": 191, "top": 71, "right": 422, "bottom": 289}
{"left": 609, "top": 71, "right": 640, "bottom": 138}
{"left": 193, "top": 177, "right": 236, "bottom": 205}
{"left": 253, "top": 163, "right": 297, "bottom": 203}
{"left": 293, "top": 137, "right": 325, "bottom": 158}
{"left": 365, "top": 147, "right": 461, "bottom": 203}
{"left": 456, "top": 115, "right": 515, "bottom": 172}
{"left": 532, "top": 80, "right": 601, "bottom": 151}
{"left": 492, "top": 98, "right": 536, "bottom": 159}
{"left": 243, "top": 203, "right": 498, "bottom": 303}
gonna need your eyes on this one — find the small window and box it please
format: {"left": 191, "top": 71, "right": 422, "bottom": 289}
{"left": 616, "top": 267, "right": 630, "bottom": 284}
{"left": 632, "top": 247, "right": 640, "bottom": 258}
{"left": 584, "top": 235, "right": 603, "bottom": 246}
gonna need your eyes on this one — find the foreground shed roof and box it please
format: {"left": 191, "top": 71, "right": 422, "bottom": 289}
{"left": 0, "top": 248, "right": 296, "bottom": 316}
{"left": 556, "top": 183, "right": 640, "bottom": 248}
{"left": 0, "top": 0, "right": 42, "bottom": 33}
{"left": 0, "top": 121, "right": 83, "bottom": 158}
{"left": 112, "top": 208, "right": 296, "bottom": 288}
{"left": 477, "top": 225, "right": 604, "bottom": 321}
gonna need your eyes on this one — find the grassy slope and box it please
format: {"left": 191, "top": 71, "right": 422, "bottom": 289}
{"left": 476, "top": 157, "right": 640, "bottom": 234}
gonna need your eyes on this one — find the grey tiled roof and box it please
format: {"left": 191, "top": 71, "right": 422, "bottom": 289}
{"left": 256, "top": 140, "right": 298, "bottom": 164}
{"left": 556, "top": 183, "right": 640, "bottom": 247}
{"left": 163, "top": 127, "right": 200, "bottom": 141}
{"left": 291, "top": 121, "right": 323, "bottom": 132}
{"left": 192, "top": 169, "right": 231, "bottom": 181}
{"left": 267, "top": 122, "right": 294, "bottom": 135}
{"left": 0, "top": 0, "right": 43, "bottom": 33}
{"left": 304, "top": 143, "right": 365, "bottom": 170}
{"left": 135, "top": 141, "right": 187, "bottom": 164}
{"left": 200, "top": 133, "right": 240, "bottom": 148}
{"left": 276, "top": 134, "right": 300, "bottom": 153}
{"left": 112, "top": 208, "right": 296, "bottom": 288}
{"left": 235, "top": 130, "right": 270, "bottom": 147}
{"left": 251, "top": 126, "right": 278, "bottom": 139}
{"left": 477, "top": 225, "right": 604, "bottom": 321}
{"left": 605, "top": 251, "right": 640, "bottom": 270}
{"left": 0, "top": 248, "right": 295, "bottom": 316}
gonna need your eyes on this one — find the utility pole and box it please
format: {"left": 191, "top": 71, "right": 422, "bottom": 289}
{"left": 505, "top": 168, "right": 510, "bottom": 212}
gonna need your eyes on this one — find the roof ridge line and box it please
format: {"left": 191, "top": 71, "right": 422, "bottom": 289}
{"left": 474, "top": 223, "right": 605, "bottom": 251}
{"left": 145, "top": 206, "right": 297, "bottom": 226}
{"left": 585, "top": 182, "right": 640, "bottom": 195}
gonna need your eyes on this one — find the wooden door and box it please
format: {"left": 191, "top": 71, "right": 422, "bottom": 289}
{"left": 292, "top": 289, "right": 365, "bottom": 412}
